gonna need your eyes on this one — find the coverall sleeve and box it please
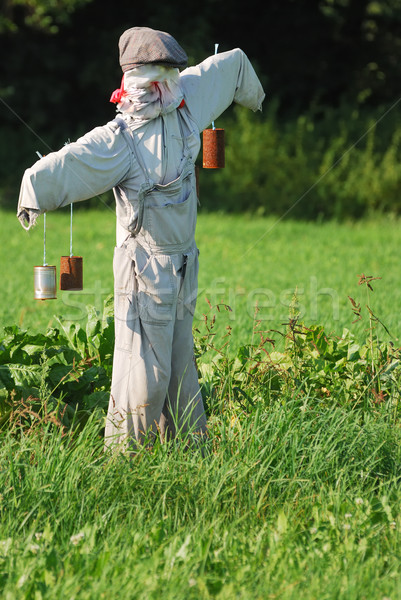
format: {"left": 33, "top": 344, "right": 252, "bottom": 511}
{"left": 17, "top": 123, "right": 131, "bottom": 229}
{"left": 180, "top": 48, "right": 265, "bottom": 132}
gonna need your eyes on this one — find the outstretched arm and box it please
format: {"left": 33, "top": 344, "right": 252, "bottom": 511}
{"left": 180, "top": 48, "right": 265, "bottom": 133}
{"left": 17, "top": 123, "right": 131, "bottom": 230}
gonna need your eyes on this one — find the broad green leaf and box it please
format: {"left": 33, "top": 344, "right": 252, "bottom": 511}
{"left": 8, "top": 364, "right": 43, "bottom": 388}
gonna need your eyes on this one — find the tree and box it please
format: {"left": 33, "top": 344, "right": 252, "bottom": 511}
{"left": 1, "top": 0, "right": 93, "bottom": 33}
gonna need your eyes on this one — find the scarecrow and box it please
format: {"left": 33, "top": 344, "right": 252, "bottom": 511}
{"left": 17, "top": 27, "right": 265, "bottom": 451}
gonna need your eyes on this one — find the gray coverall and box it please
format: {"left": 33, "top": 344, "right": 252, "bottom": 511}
{"left": 17, "top": 48, "right": 265, "bottom": 450}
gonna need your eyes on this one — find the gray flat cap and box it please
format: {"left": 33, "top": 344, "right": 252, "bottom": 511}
{"left": 119, "top": 27, "right": 188, "bottom": 72}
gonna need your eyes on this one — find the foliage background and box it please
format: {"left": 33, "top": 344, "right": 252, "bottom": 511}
{"left": 1, "top": 0, "right": 401, "bottom": 218}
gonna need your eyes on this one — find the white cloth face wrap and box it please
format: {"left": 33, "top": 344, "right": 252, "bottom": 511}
{"left": 116, "top": 65, "right": 184, "bottom": 125}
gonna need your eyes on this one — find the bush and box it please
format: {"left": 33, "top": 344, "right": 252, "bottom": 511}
{"left": 198, "top": 101, "right": 401, "bottom": 220}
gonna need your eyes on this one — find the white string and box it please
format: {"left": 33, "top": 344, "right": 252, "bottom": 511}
{"left": 70, "top": 203, "right": 73, "bottom": 257}
{"left": 35, "top": 151, "right": 48, "bottom": 266}
{"left": 43, "top": 213, "right": 47, "bottom": 266}
{"left": 212, "top": 43, "right": 219, "bottom": 130}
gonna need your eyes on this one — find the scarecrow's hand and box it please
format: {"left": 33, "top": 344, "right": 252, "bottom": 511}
{"left": 17, "top": 208, "right": 40, "bottom": 231}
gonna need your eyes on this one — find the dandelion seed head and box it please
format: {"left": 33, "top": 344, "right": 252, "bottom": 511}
{"left": 343, "top": 523, "right": 351, "bottom": 530}
{"left": 344, "top": 513, "right": 352, "bottom": 519}
{"left": 355, "top": 498, "right": 364, "bottom": 506}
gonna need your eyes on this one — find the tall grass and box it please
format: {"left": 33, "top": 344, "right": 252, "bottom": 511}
{"left": 1, "top": 395, "right": 401, "bottom": 599}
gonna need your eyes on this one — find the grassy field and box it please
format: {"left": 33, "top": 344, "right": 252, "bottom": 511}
{"left": 1, "top": 406, "right": 401, "bottom": 599}
{"left": 2, "top": 208, "right": 401, "bottom": 599}
{"left": 1, "top": 208, "right": 401, "bottom": 345}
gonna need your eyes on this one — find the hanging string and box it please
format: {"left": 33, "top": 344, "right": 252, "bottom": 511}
{"left": 70, "top": 203, "right": 73, "bottom": 257}
{"left": 43, "top": 213, "right": 47, "bottom": 266}
{"left": 35, "top": 151, "right": 48, "bottom": 266}
{"left": 211, "top": 43, "right": 219, "bottom": 131}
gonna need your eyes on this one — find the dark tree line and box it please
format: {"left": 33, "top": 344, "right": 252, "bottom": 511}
{"left": 1, "top": 0, "right": 401, "bottom": 204}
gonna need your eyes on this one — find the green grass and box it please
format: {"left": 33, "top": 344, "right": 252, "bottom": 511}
{"left": 1, "top": 401, "right": 401, "bottom": 599}
{"left": 2, "top": 208, "right": 401, "bottom": 598}
{"left": 2, "top": 208, "right": 401, "bottom": 346}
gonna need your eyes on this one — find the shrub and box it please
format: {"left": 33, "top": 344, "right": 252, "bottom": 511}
{"left": 198, "top": 101, "right": 401, "bottom": 220}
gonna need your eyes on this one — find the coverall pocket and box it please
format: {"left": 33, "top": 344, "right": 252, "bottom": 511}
{"left": 113, "top": 246, "right": 138, "bottom": 352}
{"left": 144, "top": 174, "right": 197, "bottom": 247}
{"left": 177, "top": 247, "right": 199, "bottom": 319}
{"left": 134, "top": 251, "right": 177, "bottom": 326}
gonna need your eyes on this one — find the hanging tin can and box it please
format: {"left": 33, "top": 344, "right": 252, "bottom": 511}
{"left": 59, "top": 256, "right": 83, "bottom": 291}
{"left": 34, "top": 265, "right": 57, "bottom": 300}
{"left": 203, "top": 128, "right": 225, "bottom": 169}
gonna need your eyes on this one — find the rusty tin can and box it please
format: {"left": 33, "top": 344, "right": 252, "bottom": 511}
{"left": 203, "top": 128, "right": 225, "bottom": 169}
{"left": 59, "top": 256, "right": 83, "bottom": 291}
{"left": 34, "top": 265, "right": 57, "bottom": 300}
